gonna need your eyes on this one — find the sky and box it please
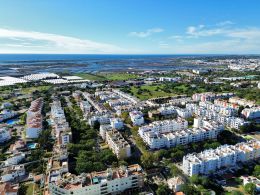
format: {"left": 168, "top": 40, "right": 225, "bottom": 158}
{"left": 0, "top": 0, "right": 260, "bottom": 54}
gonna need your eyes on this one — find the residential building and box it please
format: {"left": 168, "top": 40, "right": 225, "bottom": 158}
{"left": 176, "top": 108, "right": 192, "bottom": 118}
{"left": 129, "top": 111, "right": 144, "bottom": 126}
{"left": 110, "top": 118, "right": 124, "bottom": 130}
{"left": 1, "top": 165, "right": 26, "bottom": 182}
{"left": 0, "top": 182, "right": 19, "bottom": 195}
{"left": 48, "top": 164, "right": 144, "bottom": 195}
{"left": 5, "top": 152, "right": 25, "bottom": 166}
{"left": 0, "top": 110, "right": 17, "bottom": 122}
{"left": 0, "top": 126, "right": 11, "bottom": 143}
{"left": 229, "top": 97, "right": 256, "bottom": 108}
{"left": 241, "top": 176, "right": 260, "bottom": 192}
{"left": 106, "top": 130, "right": 131, "bottom": 159}
{"left": 182, "top": 140, "right": 260, "bottom": 176}
{"left": 139, "top": 118, "right": 223, "bottom": 149}
{"left": 167, "top": 176, "right": 184, "bottom": 192}
{"left": 112, "top": 89, "right": 140, "bottom": 104}
{"left": 241, "top": 107, "right": 260, "bottom": 119}
{"left": 26, "top": 98, "right": 43, "bottom": 139}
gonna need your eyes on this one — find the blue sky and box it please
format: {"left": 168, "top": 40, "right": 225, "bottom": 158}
{"left": 0, "top": 0, "right": 260, "bottom": 54}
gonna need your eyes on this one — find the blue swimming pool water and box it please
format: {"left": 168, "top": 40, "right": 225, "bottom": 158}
{"left": 27, "top": 143, "right": 37, "bottom": 149}
{"left": 6, "top": 118, "right": 19, "bottom": 125}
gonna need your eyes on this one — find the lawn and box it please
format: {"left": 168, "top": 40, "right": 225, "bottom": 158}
{"left": 25, "top": 183, "right": 34, "bottom": 195}
{"left": 101, "top": 73, "right": 140, "bottom": 81}
{"left": 130, "top": 84, "right": 175, "bottom": 100}
{"left": 21, "top": 85, "right": 51, "bottom": 94}
{"left": 74, "top": 73, "right": 107, "bottom": 81}
{"left": 74, "top": 72, "right": 140, "bottom": 81}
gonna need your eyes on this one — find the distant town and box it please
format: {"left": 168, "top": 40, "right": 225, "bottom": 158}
{"left": 0, "top": 56, "right": 260, "bottom": 195}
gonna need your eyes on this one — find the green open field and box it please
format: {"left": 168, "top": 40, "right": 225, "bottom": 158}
{"left": 130, "top": 84, "right": 175, "bottom": 100}
{"left": 74, "top": 72, "right": 140, "bottom": 81}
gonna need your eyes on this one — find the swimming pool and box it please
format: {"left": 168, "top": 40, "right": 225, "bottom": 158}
{"left": 6, "top": 118, "right": 20, "bottom": 125}
{"left": 27, "top": 143, "right": 37, "bottom": 149}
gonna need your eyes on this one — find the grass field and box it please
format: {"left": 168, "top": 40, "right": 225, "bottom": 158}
{"left": 74, "top": 72, "right": 140, "bottom": 81}
{"left": 74, "top": 73, "right": 107, "bottom": 81}
{"left": 130, "top": 84, "right": 175, "bottom": 100}
{"left": 21, "top": 85, "right": 51, "bottom": 93}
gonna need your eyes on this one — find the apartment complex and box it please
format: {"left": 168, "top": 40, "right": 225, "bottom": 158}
{"left": 129, "top": 111, "right": 144, "bottom": 126}
{"left": 50, "top": 100, "right": 71, "bottom": 146}
{"left": 192, "top": 92, "right": 234, "bottom": 102}
{"left": 0, "top": 126, "right": 11, "bottom": 143}
{"left": 138, "top": 118, "right": 223, "bottom": 149}
{"left": 106, "top": 130, "right": 131, "bottom": 159}
{"left": 241, "top": 107, "right": 260, "bottom": 119}
{"left": 26, "top": 98, "right": 43, "bottom": 139}
{"left": 182, "top": 140, "right": 260, "bottom": 176}
{"left": 48, "top": 164, "right": 144, "bottom": 195}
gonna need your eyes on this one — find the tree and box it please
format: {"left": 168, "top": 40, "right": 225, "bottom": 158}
{"left": 244, "top": 183, "right": 257, "bottom": 195}
{"left": 253, "top": 165, "right": 260, "bottom": 178}
{"left": 141, "top": 152, "right": 155, "bottom": 169}
{"left": 18, "top": 184, "right": 28, "bottom": 195}
{"left": 231, "top": 190, "right": 244, "bottom": 195}
{"left": 156, "top": 184, "right": 171, "bottom": 195}
{"left": 180, "top": 184, "right": 199, "bottom": 195}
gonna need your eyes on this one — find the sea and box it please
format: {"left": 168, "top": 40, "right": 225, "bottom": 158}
{"left": 0, "top": 54, "right": 225, "bottom": 75}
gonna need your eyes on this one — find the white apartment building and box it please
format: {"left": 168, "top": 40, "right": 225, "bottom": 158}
{"left": 199, "top": 101, "right": 237, "bottom": 116}
{"left": 182, "top": 140, "right": 260, "bottom": 176}
{"left": 83, "top": 92, "right": 108, "bottom": 113}
{"left": 88, "top": 115, "right": 111, "bottom": 126}
{"left": 158, "top": 106, "right": 177, "bottom": 116}
{"left": 110, "top": 118, "right": 124, "bottom": 130}
{"left": 167, "top": 176, "right": 184, "bottom": 192}
{"left": 26, "top": 98, "right": 43, "bottom": 139}
{"left": 241, "top": 107, "right": 260, "bottom": 119}
{"left": 100, "top": 124, "right": 112, "bottom": 140}
{"left": 1, "top": 165, "right": 26, "bottom": 182}
{"left": 139, "top": 118, "right": 188, "bottom": 137}
{"left": 176, "top": 108, "right": 192, "bottom": 118}
{"left": 106, "top": 130, "right": 131, "bottom": 159}
{"left": 129, "top": 111, "right": 144, "bottom": 126}
{"left": 159, "top": 77, "right": 181, "bottom": 82}
{"left": 5, "top": 152, "right": 25, "bottom": 166}
{"left": 48, "top": 164, "right": 144, "bottom": 195}
{"left": 112, "top": 89, "right": 140, "bottom": 104}
{"left": 139, "top": 118, "right": 223, "bottom": 149}
{"left": 229, "top": 97, "right": 256, "bottom": 108}
{"left": 80, "top": 101, "right": 92, "bottom": 113}
{"left": 50, "top": 100, "right": 71, "bottom": 146}
{"left": 192, "top": 92, "right": 234, "bottom": 102}
{"left": 108, "top": 99, "right": 130, "bottom": 107}
{"left": 0, "top": 110, "right": 17, "bottom": 122}
{"left": 214, "top": 99, "right": 239, "bottom": 109}
{"left": 0, "top": 126, "right": 11, "bottom": 143}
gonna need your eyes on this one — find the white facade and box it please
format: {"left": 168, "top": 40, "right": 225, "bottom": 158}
{"left": 182, "top": 140, "right": 260, "bottom": 176}
{"left": 5, "top": 153, "right": 25, "bottom": 166}
{"left": 110, "top": 118, "right": 124, "bottom": 130}
{"left": 139, "top": 118, "right": 223, "bottom": 149}
{"left": 26, "top": 98, "right": 43, "bottom": 139}
{"left": 0, "top": 127, "right": 11, "bottom": 143}
{"left": 129, "top": 111, "right": 144, "bottom": 126}
{"left": 1, "top": 165, "right": 26, "bottom": 182}
{"left": 176, "top": 108, "right": 192, "bottom": 118}
{"left": 48, "top": 164, "right": 144, "bottom": 195}
{"left": 241, "top": 107, "right": 260, "bottom": 119}
{"left": 106, "top": 130, "right": 131, "bottom": 159}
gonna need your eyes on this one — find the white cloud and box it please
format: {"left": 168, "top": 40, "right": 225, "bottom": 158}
{"left": 216, "top": 20, "right": 234, "bottom": 26}
{"left": 0, "top": 28, "right": 127, "bottom": 54}
{"left": 129, "top": 28, "right": 164, "bottom": 38}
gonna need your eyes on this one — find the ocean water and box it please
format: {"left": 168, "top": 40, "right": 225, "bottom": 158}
{"left": 0, "top": 54, "right": 218, "bottom": 74}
